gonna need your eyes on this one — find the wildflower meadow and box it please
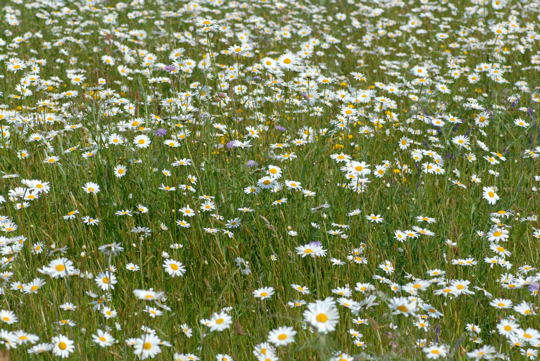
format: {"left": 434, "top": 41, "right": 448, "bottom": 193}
{"left": 0, "top": 0, "right": 539, "bottom": 360}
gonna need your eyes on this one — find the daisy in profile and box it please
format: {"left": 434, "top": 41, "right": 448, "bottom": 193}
{"left": 423, "top": 344, "right": 449, "bottom": 359}
{"left": 514, "top": 301, "right": 536, "bottom": 316}
{"left": 145, "top": 306, "right": 163, "bottom": 318}
{"left": 366, "top": 214, "right": 384, "bottom": 223}
{"left": 291, "top": 284, "right": 310, "bottom": 294}
{"left": 389, "top": 297, "right": 417, "bottom": 316}
{"left": 253, "top": 287, "right": 275, "bottom": 300}
{"left": 0, "top": 310, "right": 17, "bottom": 324}
{"left": 497, "top": 319, "right": 519, "bottom": 336}
{"left": 490, "top": 298, "right": 512, "bottom": 309}
{"left": 303, "top": 298, "right": 339, "bottom": 333}
{"left": 268, "top": 326, "right": 296, "bottom": 346}
{"left": 82, "top": 182, "right": 100, "bottom": 194}
{"left": 202, "top": 311, "right": 232, "bottom": 332}
{"left": 133, "top": 289, "right": 165, "bottom": 301}
{"left": 285, "top": 180, "right": 302, "bottom": 190}
{"left": 126, "top": 263, "right": 140, "bottom": 271}
{"left": 216, "top": 355, "right": 233, "bottom": 361}
{"left": 173, "top": 353, "right": 200, "bottom": 361}
{"left": 13, "top": 330, "right": 38, "bottom": 345}
{"left": 330, "top": 353, "right": 354, "bottom": 361}
{"left": 519, "top": 328, "right": 540, "bottom": 345}
{"left": 296, "top": 242, "right": 326, "bottom": 258}
{"left": 28, "top": 342, "right": 52, "bottom": 354}
{"left": 466, "top": 345, "right": 497, "bottom": 360}
{"left": 92, "top": 329, "right": 115, "bottom": 347}
{"left": 51, "top": 334, "right": 74, "bottom": 358}
{"left": 39, "top": 258, "right": 77, "bottom": 278}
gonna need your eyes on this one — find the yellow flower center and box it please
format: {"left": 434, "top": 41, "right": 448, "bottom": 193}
{"left": 316, "top": 313, "right": 328, "bottom": 323}
{"left": 397, "top": 305, "right": 408, "bottom": 313}
{"left": 55, "top": 264, "right": 66, "bottom": 272}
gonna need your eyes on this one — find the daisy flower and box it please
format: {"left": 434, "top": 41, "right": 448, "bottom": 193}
{"left": 303, "top": 298, "right": 339, "bottom": 333}
{"left": 268, "top": 326, "right": 296, "bottom": 346}
{"left": 253, "top": 287, "right": 275, "bottom": 300}
{"left": 51, "top": 335, "right": 74, "bottom": 358}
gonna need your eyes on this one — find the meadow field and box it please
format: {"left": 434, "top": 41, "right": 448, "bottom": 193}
{"left": 0, "top": 0, "right": 539, "bottom": 359}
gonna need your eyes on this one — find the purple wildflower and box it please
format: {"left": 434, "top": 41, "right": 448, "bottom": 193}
{"left": 154, "top": 128, "right": 167, "bottom": 137}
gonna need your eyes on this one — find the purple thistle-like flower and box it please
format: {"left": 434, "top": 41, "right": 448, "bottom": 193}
{"left": 245, "top": 160, "right": 258, "bottom": 167}
{"left": 275, "top": 125, "right": 286, "bottom": 132}
{"left": 226, "top": 141, "right": 236, "bottom": 150}
{"left": 154, "top": 128, "right": 167, "bottom": 137}
{"left": 164, "top": 65, "right": 177, "bottom": 72}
